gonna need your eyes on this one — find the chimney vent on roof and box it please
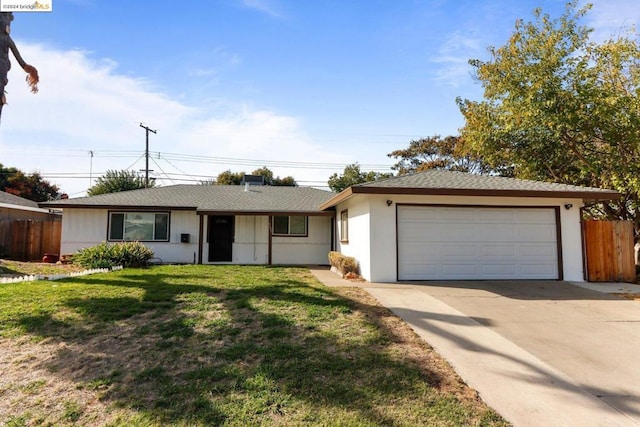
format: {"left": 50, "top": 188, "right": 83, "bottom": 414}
{"left": 244, "top": 182, "right": 249, "bottom": 192}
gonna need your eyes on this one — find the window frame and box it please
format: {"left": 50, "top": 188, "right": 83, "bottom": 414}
{"left": 340, "top": 210, "right": 349, "bottom": 243}
{"left": 107, "top": 211, "right": 171, "bottom": 242}
{"left": 272, "top": 215, "right": 308, "bottom": 237}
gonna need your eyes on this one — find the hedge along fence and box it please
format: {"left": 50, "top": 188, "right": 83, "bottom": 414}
{"left": 328, "top": 251, "right": 359, "bottom": 276}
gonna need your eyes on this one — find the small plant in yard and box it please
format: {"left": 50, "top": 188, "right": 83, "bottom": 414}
{"left": 328, "top": 251, "right": 359, "bottom": 276}
{"left": 73, "top": 241, "right": 154, "bottom": 269}
{"left": 0, "top": 265, "right": 508, "bottom": 426}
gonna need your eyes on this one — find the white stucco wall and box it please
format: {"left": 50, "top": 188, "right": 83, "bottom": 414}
{"left": 200, "top": 215, "right": 333, "bottom": 265}
{"left": 335, "top": 198, "right": 372, "bottom": 279}
{"left": 272, "top": 216, "right": 332, "bottom": 265}
{"left": 59, "top": 208, "right": 200, "bottom": 264}
{"left": 60, "top": 208, "right": 108, "bottom": 253}
{"left": 334, "top": 194, "right": 586, "bottom": 283}
{"left": 229, "top": 215, "right": 269, "bottom": 264}
{"left": 153, "top": 211, "right": 200, "bottom": 263}
{"left": 61, "top": 209, "right": 333, "bottom": 266}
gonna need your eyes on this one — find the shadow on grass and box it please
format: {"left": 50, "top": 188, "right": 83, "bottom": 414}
{"left": 9, "top": 266, "right": 499, "bottom": 426}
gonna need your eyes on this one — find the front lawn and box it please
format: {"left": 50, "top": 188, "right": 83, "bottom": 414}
{"left": 0, "top": 265, "right": 508, "bottom": 426}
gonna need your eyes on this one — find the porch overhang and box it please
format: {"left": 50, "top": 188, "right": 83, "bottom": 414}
{"left": 196, "top": 210, "right": 335, "bottom": 265}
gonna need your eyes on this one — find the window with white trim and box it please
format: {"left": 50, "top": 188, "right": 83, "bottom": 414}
{"left": 273, "top": 215, "right": 308, "bottom": 236}
{"left": 340, "top": 210, "right": 349, "bottom": 243}
{"left": 108, "top": 212, "right": 169, "bottom": 242}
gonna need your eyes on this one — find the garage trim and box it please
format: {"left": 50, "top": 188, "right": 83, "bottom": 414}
{"left": 395, "top": 204, "right": 563, "bottom": 281}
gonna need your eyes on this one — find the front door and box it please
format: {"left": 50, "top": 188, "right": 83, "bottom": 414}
{"left": 208, "top": 216, "right": 234, "bottom": 262}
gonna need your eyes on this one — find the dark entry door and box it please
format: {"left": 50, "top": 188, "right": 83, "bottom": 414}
{"left": 208, "top": 216, "right": 234, "bottom": 262}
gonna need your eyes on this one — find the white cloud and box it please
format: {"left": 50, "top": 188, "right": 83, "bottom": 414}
{"left": 0, "top": 42, "right": 347, "bottom": 196}
{"left": 431, "top": 0, "right": 640, "bottom": 89}
{"left": 586, "top": 0, "right": 640, "bottom": 41}
{"left": 431, "top": 31, "right": 482, "bottom": 87}
{"left": 241, "top": 0, "right": 283, "bottom": 18}
{"left": 186, "top": 46, "right": 241, "bottom": 79}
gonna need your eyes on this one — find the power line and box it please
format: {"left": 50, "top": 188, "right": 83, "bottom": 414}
{"left": 152, "top": 151, "right": 393, "bottom": 170}
{"left": 1, "top": 147, "right": 395, "bottom": 170}
{"left": 123, "top": 153, "right": 146, "bottom": 171}
{"left": 160, "top": 155, "right": 206, "bottom": 183}
{"left": 5, "top": 148, "right": 396, "bottom": 190}
{"left": 150, "top": 156, "right": 177, "bottom": 185}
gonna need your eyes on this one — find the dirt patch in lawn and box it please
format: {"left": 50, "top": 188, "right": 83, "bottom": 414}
{"left": 0, "top": 337, "right": 116, "bottom": 424}
{"left": 0, "top": 259, "right": 84, "bottom": 277}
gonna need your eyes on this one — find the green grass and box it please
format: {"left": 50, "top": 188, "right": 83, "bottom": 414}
{"left": 0, "top": 265, "right": 509, "bottom": 426}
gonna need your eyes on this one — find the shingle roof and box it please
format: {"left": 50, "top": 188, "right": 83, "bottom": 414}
{"left": 0, "top": 191, "right": 39, "bottom": 208}
{"left": 320, "top": 170, "right": 620, "bottom": 209}
{"left": 39, "top": 185, "right": 334, "bottom": 214}
{"left": 356, "top": 170, "right": 618, "bottom": 193}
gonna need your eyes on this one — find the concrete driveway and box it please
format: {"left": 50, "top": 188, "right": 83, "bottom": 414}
{"left": 310, "top": 269, "right": 640, "bottom": 426}
{"left": 366, "top": 280, "right": 640, "bottom": 426}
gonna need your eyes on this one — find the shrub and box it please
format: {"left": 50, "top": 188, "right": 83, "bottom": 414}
{"left": 74, "top": 241, "right": 154, "bottom": 269}
{"left": 328, "top": 251, "right": 358, "bottom": 275}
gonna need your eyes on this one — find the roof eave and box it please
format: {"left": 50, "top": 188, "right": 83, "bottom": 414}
{"left": 37, "top": 203, "right": 198, "bottom": 211}
{"left": 197, "top": 209, "right": 335, "bottom": 217}
{"left": 1, "top": 202, "right": 60, "bottom": 214}
{"left": 319, "top": 188, "right": 354, "bottom": 210}
{"left": 320, "top": 186, "right": 620, "bottom": 208}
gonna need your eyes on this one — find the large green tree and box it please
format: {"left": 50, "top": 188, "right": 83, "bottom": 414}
{"left": 456, "top": 1, "right": 640, "bottom": 227}
{"left": 250, "top": 167, "right": 297, "bottom": 186}
{"left": 327, "top": 163, "right": 394, "bottom": 193}
{"left": 88, "top": 170, "right": 152, "bottom": 196}
{"left": 0, "top": 163, "right": 59, "bottom": 202}
{"left": 212, "top": 170, "right": 243, "bottom": 185}
{"left": 387, "top": 135, "right": 499, "bottom": 175}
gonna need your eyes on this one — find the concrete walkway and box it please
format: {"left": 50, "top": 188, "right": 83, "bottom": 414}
{"left": 309, "top": 267, "right": 640, "bottom": 426}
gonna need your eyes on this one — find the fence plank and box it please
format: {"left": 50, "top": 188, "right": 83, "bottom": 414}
{"left": 28, "top": 220, "right": 43, "bottom": 261}
{"left": 0, "top": 219, "right": 8, "bottom": 257}
{"left": 603, "top": 221, "right": 614, "bottom": 281}
{"left": 10, "top": 220, "right": 27, "bottom": 260}
{"left": 584, "top": 220, "right": 635, "bottom": 282}
{"left": 3, "top": 218, "right": 61, "bottom": 261}
{"left": 615, "top": 221, "right": 635, "bottom": 282}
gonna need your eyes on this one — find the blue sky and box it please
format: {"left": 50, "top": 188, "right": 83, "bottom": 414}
{"left": 1, "top": 0, "right": 638, "bottom": 196}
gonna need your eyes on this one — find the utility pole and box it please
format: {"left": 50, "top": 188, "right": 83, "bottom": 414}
{"left": 139, "top": 123, "right": 157, "bottom": 188}
{"left": 88, "top": 150, "right": 94, "bottom": 188}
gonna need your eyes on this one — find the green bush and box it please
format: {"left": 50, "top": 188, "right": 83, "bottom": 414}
{"left": 74, "top": 242, "right": 154, "bottom": 269}
{"left": 328, "top": 251, "right": 358, "bottom": 275}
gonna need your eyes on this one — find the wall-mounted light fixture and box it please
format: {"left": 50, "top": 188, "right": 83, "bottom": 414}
{"left": 564, "top": 203, "right": 573, "bottom": 210}
{"left": 386, "top": 200, "right": 393, "bottom": 206}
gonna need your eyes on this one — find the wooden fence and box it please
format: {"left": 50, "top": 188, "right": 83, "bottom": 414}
{"left": 583, "top": 220, "right": 635, "bottom": 282}
{"left": 0, "top": 218, "right": 61, "bottom": 261}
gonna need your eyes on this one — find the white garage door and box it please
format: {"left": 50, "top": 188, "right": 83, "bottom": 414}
{"left": 397, "top": 206, "right": 559, "bottom": 280}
